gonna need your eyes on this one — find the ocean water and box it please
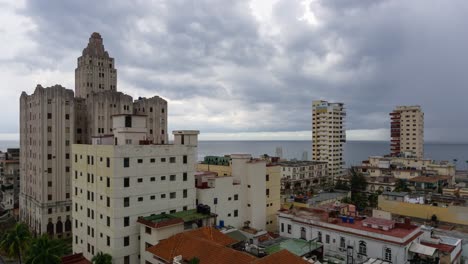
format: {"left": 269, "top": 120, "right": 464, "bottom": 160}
{"left": 198, "top": 140, "right": 468, "bottom": 169}
{"left": 2, "top": 140, "right": 467, "bottom": 169}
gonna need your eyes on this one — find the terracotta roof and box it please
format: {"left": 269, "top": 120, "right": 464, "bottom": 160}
{"left": 421, "top": 242, "right": 456, "bottom": 253}
{"left": 61, "top": 253, "right": 91, "bottom": 264}
{"left": 362, "top": 217, "right": 395, "bottom": 227}
{"left": 147, "top": 227, "right": 255, "bottom": 263}
{"left": 252, "top": 250, "right": 311, "bottom": 264}
{"left": 409, "top": 176, "right": 452, "bottom": 183}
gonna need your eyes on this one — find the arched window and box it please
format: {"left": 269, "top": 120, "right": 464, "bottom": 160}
{"left": 65, "top": 219, "right": 72, "bottom": 232}
{"left": 47, "top": 222, "right": 54, "bottom": 236}
{"left": 56, "top": 220, "right": 63, "bottom": 234}
{"left": 359, "top": 241, "right": 367, "bottom": 255}
{"left": 384, "top": 247, "right": 392, "bottom": 262}
{"left": 300, "top": 227, "right": 306, "bottom": 240}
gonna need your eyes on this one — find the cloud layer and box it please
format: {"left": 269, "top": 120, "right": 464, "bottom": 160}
{"left": 2, "top": 0, "right": 468, "bottom": 141}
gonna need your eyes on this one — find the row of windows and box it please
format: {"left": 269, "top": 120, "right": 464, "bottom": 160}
{"left": 123, "top": 156, "right": 187, "bottom": 167}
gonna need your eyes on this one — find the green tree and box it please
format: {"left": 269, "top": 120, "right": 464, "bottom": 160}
{"left": 92, "top": 252, "right": 112, "bottom": 264}
{"left": 394, "top": 179, "right": 410, "bottom": 192}
{"left": 368, "top": 193, "right": 379, "bottom": 208}
{"left": 334, "top": 179, "right": 350, "bottom": 190}
{"left": 349, "top": 168, "right": 367, "bottom": 192}
{"left": 25, "top": 234, "right": 67, "bottom": 264}
{"left": 189, "top": 257, "right": 200, "bottom": 264}
{"left": 0, "top": 222, "right": 31, "bottom": 264}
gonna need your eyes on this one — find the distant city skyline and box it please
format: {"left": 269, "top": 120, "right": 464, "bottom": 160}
{"left": 3, "top": 0, "right": 468, "bottom": 142}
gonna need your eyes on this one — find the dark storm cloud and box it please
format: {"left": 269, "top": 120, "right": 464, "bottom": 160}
{"left": 8, "top": 0, "right": 468, "bottom": 141}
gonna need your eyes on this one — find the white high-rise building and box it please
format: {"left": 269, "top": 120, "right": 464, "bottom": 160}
{"left": 72, "top": 114, "right": 198, "bottom": 264}
{"left": 390, "top": 105, "right": 424, "bottom": 158}
{"left": 312, "top": 100, "right": 346, "bottom": 182}
{"left": 19, "top": 85, "right": 75, "bottom": 236}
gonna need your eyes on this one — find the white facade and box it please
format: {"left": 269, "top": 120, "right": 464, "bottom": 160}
{"left": 195, "top": 173, "right": 242, "bottom": 228}
{"left": 278, "top": 161, "right": 328, "bottom": 193}
{"left": 390, "top": 105, "right": 424, "bottom": 158}
{"left": 72, "top": 129, "right": 199, "bottom": 264}
{"left": 312, "top": 100, "right": 346, "bottom": 181}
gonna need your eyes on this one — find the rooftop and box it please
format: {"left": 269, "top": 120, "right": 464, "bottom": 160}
{"left": 138, "top": 209, "right": 215, "bottom": 229}
{"left": 409, "top": 175, "right": 452, "bottom": 183}
{"left": 262, "top": 237, "right": 321, "bottom": 257}
{"left": 276, "top": 160, "right": 327, "bottom": 167}
{"left": 251, "top": 249, "right": 311, "bottom": 264}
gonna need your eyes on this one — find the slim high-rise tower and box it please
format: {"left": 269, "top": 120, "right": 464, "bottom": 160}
{"left": 312, "top": 100, "right": 346, "bottom": 182}
{"left": 19, "top": 85, "right": 75, "bottom": 236}
{"left": 390, "top": 105, "right": 424, "bottom": 158}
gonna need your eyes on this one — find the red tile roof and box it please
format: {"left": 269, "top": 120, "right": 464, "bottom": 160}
{"left": 147, "top": 227, "right": 255, "bottom": 264}
{"left": 421, "top": 242, "right": 456, "bottom": 253}
{"left": 252, "top": 250, "right": 311, "bottom": 264}
{"left": 61, "top": 253, "right": 91, "bottom": 264}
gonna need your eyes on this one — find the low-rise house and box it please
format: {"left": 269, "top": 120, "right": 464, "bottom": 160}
{"left": 144, "top": 227, "right": 312, "bottom": 264}
{"left": 379, "top": 192, "right": 468, "bottom": 226}
{"left": 278, "top": 205, "right": 463, "bottom": 263}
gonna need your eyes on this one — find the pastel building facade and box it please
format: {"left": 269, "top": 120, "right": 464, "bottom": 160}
{"left": 390, "top": 105, "right": 424, "bottom": 158}
{"left": 72, "top": 116, "right": 199, "bottom": 264}
{"left": 312, "top": 100, "right": 346, "bottom": 181}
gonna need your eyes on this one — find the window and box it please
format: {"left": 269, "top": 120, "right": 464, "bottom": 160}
{"left": 123, "top": 158, "right": 129, "bottom": 167}
{"left": 137, "top": 178, "right": 143, "bottom": 183}
{"left": 161, "top": 158, "right": 166, "bottom": 162}
{"left": 287, "top": 224, "right": 292, "bottom": 234}
{"left": 266, "top": 174, "right": 269, "bottom": 181}
{"left": 234, "top": 210, "right": 238, "bottom": 217}
{"left": 266, "top": 189, "right": 270, "bottom": 196}
{"left": 183, "top": 172, "right": 187, "bottom": 181}
{"left": 183, "top": 189, "right": 187, "bottom": 198}
{"left": 124, "top": 178, "right": 129, "bottom": 187}
{"left": 150, "top": 195, "right": 155, "bottom": 200}
{"left": 107, "top": 178, "right": 110, "bottom": 187}
{"left": 107, "top": 216, "right": 110, "bottom": 227}
{"left": 107, "top": 236, "right": 110, "bottom": 246}
{"left": 234, "top": 194, "right": 238, "bottom": 200}
{"left": 125, "top": 116, "right": 132, "bottom": 128}
{"left": 183, "top": 155, "right": 187, "bottom": 164}
{"left": 124, "top": 217, "right": 129, "bottom": 227}
{"left": 145, "top": 227, "right": 151, "bottom": 234}
{"left": 161, "top": 176, "right": 166, "bottom": 181}
{"left": 161, "top": 194, "right": 166, "bottom": 199}
{"left": 107, "top": 197, "right": 110, "bottom": 207}
{"left": 137, "top": 159, "right": 143, "bottom": 164}
{"left": 384, "top": 247, "right": 391, "bottom": 262}
{"left": 106, "top": 157, "right": 110, "bottom": 167}
{"left": 325, "top": 234, "right": 330, "bottom": 244}
{"left": 340, "top": 237, "right": 345, "bottom": 248}
{"left": 150, "top": 158, "right": 155, "bottom": 163}
{"left": 48, "top": 194, "right": 52, "bottom": 201}
{"left": 47, "top": 113, "right": 52, "bottom": 119}
{"left": 359, "top": 241, "right": 367, "bottom": 255}
{"left": 281, "top": 223, "right": 284, "bottom": 232}
{"left": 150, "top": 177, "right": 155, "bottom": 182}
{"left": 301, "top": 227, "right": 306, "bottom": 240}
{"left": 170, "top": 175, "right": 176, "bottom": 181}
{"left": 170, "top": 192, "right": 176, "bottom": 199}
{"left": 124, "top": 197, "right": 130, "bottom": 207}
{"left": 317, "top": 232, "right": 322, "bottom": 242}
{"left": 124, "top": 236, "right": 129, "bottom": 247}
{"left": 169, "top": 157, "right": 176, "bottom": 163}
{"left": 214, "top": 198, "right": 218, "bottom": 205}
{"left": 138, "top": 197, "right": 143, "bottom": 202}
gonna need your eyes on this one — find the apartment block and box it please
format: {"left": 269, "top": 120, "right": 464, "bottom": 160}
{"left": 133, "top": 96, "right": 168, "bottom": 144}
{"left": 0, "top": 148, "right": 20, "bottom": 212}
{"left": 19, "top": 32, "right": 169, "bottom": 236}
{"left": 312, "top": 100, "right": 346, "bottom": 181}
{"left": 72, "top": 114, "right": 198, "bottom": 264}
{"left": 277, "top": 160, "right": 328, "bottom": 194}
{"left": 19, "top": 85, "right": 75, "bottom": 237}
{"left": 390, "top": 105, "right": 424, "bottom": 158}
{"left": 196, "top": 155, "right": 281, "bottom": 232}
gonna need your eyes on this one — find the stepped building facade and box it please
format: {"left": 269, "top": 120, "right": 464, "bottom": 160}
{"left": 19, "top": 33, "right": 168, "bottom": 237}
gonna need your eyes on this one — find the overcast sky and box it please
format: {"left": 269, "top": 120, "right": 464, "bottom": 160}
{"left": 1, "top": 0, "right": 468, "bottom": 142}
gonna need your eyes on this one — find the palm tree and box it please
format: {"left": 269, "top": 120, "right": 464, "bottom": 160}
{"left": 92, "top": 252, "right": 112, "bottom": 264}
{"left": 25, "top": 234, "right": 67, "bottom": 264}
{"left": 0, "top": 222, "right": 31, "bottom": 264}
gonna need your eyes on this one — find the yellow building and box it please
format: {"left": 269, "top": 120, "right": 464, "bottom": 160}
{"left": 378, "top": 192, "right": 468, "bottom": 226}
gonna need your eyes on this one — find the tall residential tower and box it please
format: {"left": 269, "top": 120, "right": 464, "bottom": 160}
{"left": 390, "top": 105, "right": 424, "bottom": 158}
{"left": 312, "top": 100, "right": 346, "bottom": 182}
